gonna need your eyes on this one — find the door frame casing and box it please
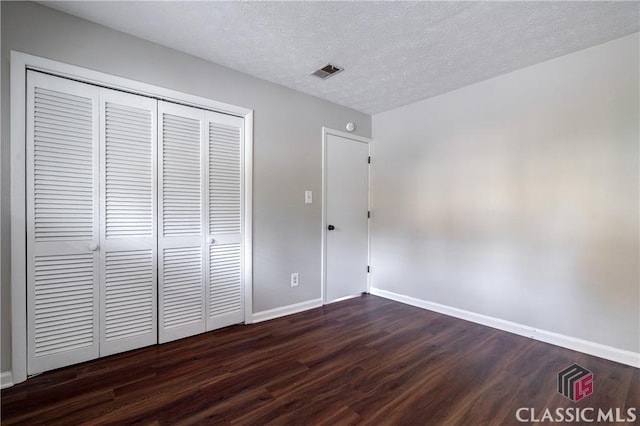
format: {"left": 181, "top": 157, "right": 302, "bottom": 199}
{"left": 321, "top": 127, "right": 372, "bottom": 305}
{"left": 10, "top": 51, "right": 254, "bottom": 384}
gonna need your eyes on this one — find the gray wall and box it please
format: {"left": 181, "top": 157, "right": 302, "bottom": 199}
{"left": 372, "top": 33, "right": 639, "bottom": 352}
{"left": 0, "top": 1, "right": 371, "bottom": 373}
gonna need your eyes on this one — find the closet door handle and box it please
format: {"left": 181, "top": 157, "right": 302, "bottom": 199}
{"left": 89, "top": 242, "right": 99, "bottom": 251}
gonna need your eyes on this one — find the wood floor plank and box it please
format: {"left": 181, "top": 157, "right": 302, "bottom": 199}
{"left": 1, "top": 294, "right": 638, "bottom": 425}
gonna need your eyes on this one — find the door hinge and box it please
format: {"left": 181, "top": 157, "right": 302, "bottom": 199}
{"left": 367, "top": 265, "right": 370, "bottom": 273}
{"left": 368, "top": 211, "right": 371, "bottom": 219}
{"left": 368, "top": 156, "right": 371, "bottom": 164}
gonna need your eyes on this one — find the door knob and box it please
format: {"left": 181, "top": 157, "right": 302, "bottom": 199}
{"left": 89, "top": 243, "right": 98, "bottom": 251}
{"left": 328, "top": 225, "right": 335, "bottom": 231}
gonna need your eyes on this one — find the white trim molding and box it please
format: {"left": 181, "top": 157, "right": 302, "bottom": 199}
{"left": 1, "top": 371, "right": 14, "bottom": 389}
{"left": 370, "top": 288, "right": 640, "bottom": 369}
{"left": 242, "top": 111, "right": 254, "bottom": 327}
{"left": 252, "top": 298, "right": 323, "bottom": 324}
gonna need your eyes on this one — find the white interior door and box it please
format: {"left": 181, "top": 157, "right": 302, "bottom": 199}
{"left": 324, "top": 130, "right": 370, "bottom": 303}
{"left": 99, "top": 89, "right": 157, "bottom": 355}
{"left": 26, "top": 71, "right": 100, "bottom": 374}
{"left": 205, "top": 111, "right": 244, "bottom": 330}
{"left": 158, "top": 101, "right": 206, "bottom": 343}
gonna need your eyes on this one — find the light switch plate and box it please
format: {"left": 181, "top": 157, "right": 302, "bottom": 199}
{"left": 305, "top": 190, "right": 312, "bottom": 204}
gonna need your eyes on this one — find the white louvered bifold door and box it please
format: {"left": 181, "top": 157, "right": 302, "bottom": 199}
{"left": 158, "top": 101, "right": 206, "bottom": 343}
{"left": 205, "top": 112, "right": 244, "bottom": 330}
{"left": 26, "top": 71, "right": 100, "bottom": 374}
{"left": 99, "top": 89, "right": 158, "bottom": 356}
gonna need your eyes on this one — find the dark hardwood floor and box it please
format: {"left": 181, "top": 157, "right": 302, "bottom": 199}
{"left": 1, "top": 295, "right": 638, "bottom": 425}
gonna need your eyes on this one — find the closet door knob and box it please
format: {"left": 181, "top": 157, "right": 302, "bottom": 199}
{"left": 89, "top": 243, "right": 98, "bottom": 251}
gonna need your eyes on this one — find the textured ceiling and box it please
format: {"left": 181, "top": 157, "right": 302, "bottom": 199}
{"left": 40, "top": 1, "right": 639, "bottom": 115}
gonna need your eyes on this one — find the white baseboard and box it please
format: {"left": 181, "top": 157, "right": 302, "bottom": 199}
{"left": 370, "top": 288, "right": 640, "bottom": 368}
{"left": 1, "top": 371, "right": 14, "bottom": 389}
{"left": 252, "top": 298, "right": 323, "bottom": 323}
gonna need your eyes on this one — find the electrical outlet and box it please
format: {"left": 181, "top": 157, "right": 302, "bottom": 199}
{"left": 291, "top": 272, "right": 299, "bottom": 287}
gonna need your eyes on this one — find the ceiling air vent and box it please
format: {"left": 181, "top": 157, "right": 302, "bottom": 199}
{"left": 312, "top": 64, "right": 344, "bottom": 79}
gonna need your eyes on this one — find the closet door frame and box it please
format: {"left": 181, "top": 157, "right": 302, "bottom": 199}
{"left": 10, "top": 51, "right": 254, "bottom": 385}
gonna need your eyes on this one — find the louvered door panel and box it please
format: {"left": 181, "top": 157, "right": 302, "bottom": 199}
{"left": 158, "top": 102, "right": 206, "bottom": 343}
{"left": 162, "top": 247, "right": 204, "bottom": 328}
{"left": 33, "top": 88, "right": 94, "bottom": 241}
{"left": 104, "top": 102, "right": 154, "bottom": 238}
{"left": 99, "top": 89, "right": 157, "bottom": 355}
{"left": 162, "top": 114, "right": 202, "bottom": 237}
{"left": 208, "top": 243, "right": 242, "bottom": 327}
{"left": 208, "top": 123, "right": 241, "bottom": 235}
{"left": 27, "top": 71, "right": 100, "bottom": 374}
{"left": 104, "top": 250, "right": 154, "bottom": 339}
{"left": 33, "top": 253, "right": 95, "bottom": 357}
{"left": 205, "top": 112, "right": 244, "bottom": 330}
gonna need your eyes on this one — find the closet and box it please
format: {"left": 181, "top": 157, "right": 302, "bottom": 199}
{"left": 26, "top": 70, "right": 245, "bottom": 375}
